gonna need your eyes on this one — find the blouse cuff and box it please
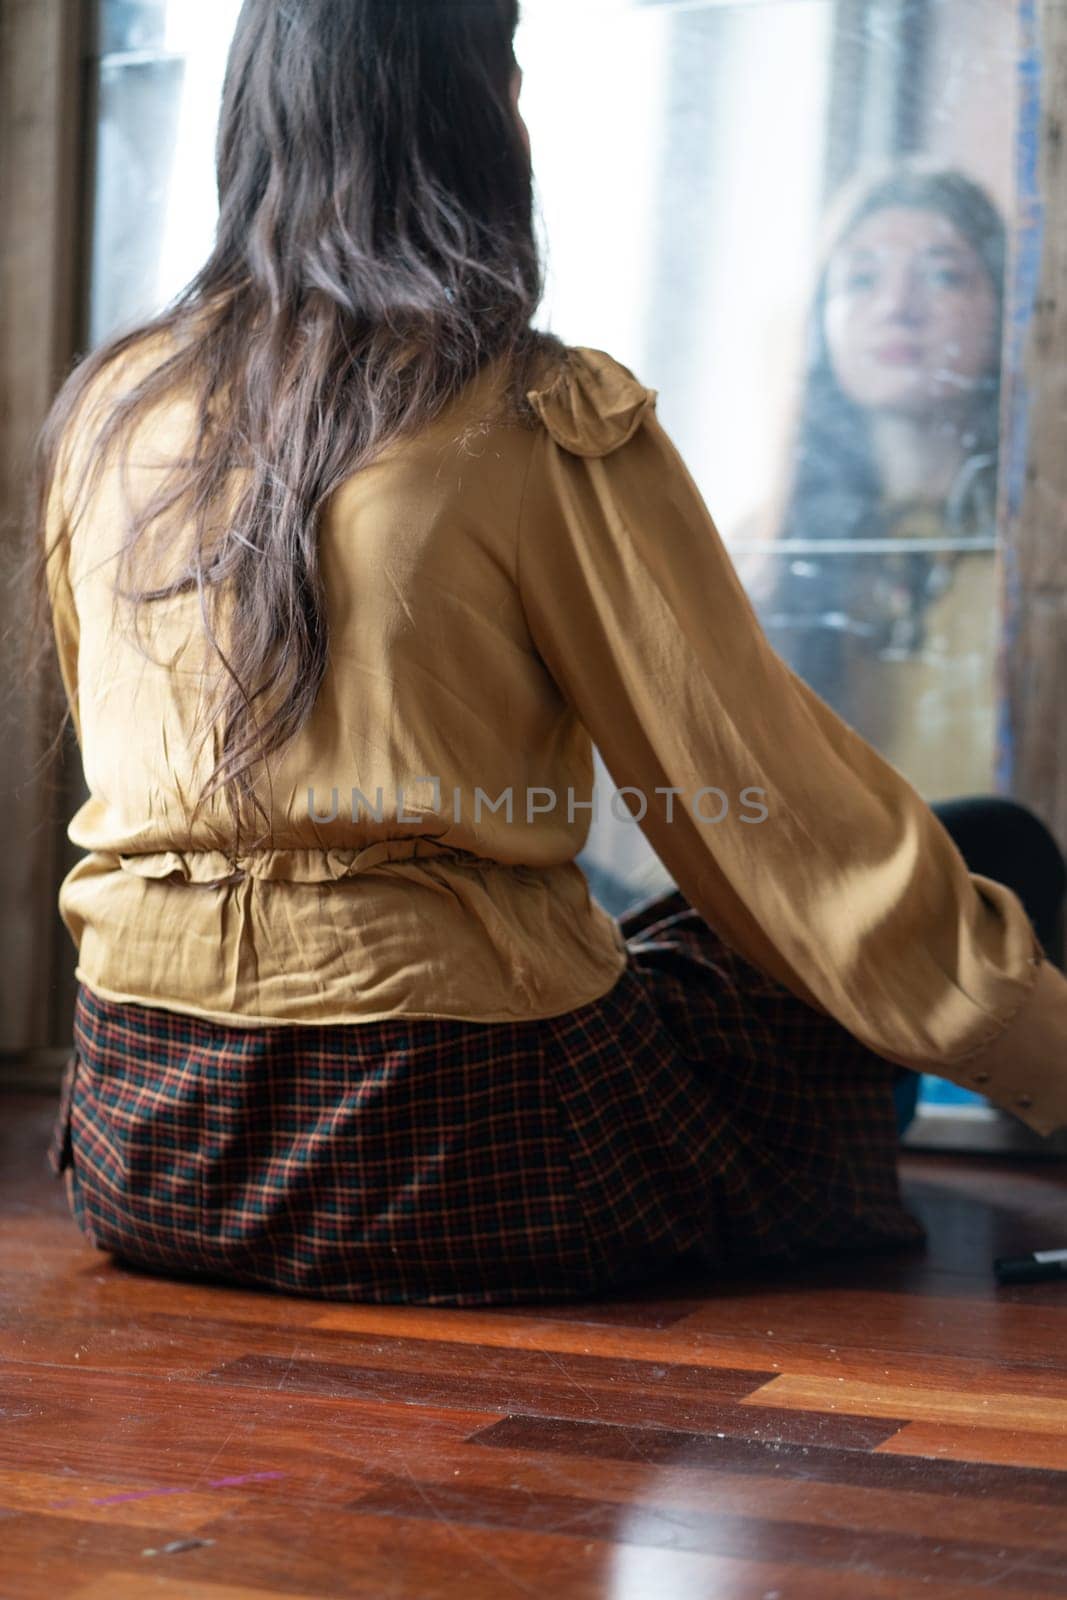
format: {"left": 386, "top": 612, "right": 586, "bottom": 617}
{"left": 932, "top": 959, "right": 1067, "bottom": 1136}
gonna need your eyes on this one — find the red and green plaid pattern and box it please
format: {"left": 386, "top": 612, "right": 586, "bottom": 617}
{"left": 48, "top": 888, "right": 923, "bottom": 1306}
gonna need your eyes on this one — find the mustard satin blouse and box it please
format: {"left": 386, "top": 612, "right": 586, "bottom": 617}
{"left": 44, "top": 337, "right": 1067, "bottom": 1136}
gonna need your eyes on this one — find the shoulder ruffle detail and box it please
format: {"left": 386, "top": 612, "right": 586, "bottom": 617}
{"left": 524, "top": 346, "right": 658, "bottom": 457}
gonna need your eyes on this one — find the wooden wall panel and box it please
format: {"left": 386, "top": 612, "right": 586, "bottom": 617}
{"left": 0, "top": 0, "right": 91, "bottom": 1064}
{"left": 1001, "top": 0, "right": 1067, "bottom": 856}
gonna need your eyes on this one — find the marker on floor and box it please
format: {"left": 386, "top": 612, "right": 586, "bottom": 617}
{"left": 994, "top": 1247, "right": 1067, "bottom": 1284}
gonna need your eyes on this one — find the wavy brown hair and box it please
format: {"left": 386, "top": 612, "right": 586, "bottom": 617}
{"left": 14, "top": 0, "right": 567, "bottom": 851}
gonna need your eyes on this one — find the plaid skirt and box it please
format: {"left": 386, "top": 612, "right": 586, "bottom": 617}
{"left": 47, "top": 887, "right": 925, "bottom": 1307}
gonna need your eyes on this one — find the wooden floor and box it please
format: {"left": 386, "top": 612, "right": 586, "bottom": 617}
{"left": 3, "top": 1091, "right": 1067, "bottom": 1599}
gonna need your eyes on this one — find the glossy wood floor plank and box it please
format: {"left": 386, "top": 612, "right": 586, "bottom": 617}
{"left": 743, "top": 1373, "right": 1067, "bottom": 1438}
{"left": 72, "top": 1580, "right": 338, "bottom": 1600}
{"left": 470, "top": 1413, "right": 1067, "bottom": 1504}
{"left": 350, "top": 1476, "right": 1067, "bottom": 1591}
{"left": 45, "top": 1509, "right": 1067, "bottom": 1600}
{"left": 877, "top": 1421, "right": 1067, "bottom": 1469}
{"left": 328, "top": 1449, "right": 1067, "bottom": 1550}
{"left": 310, "top": 1308, "right": 1067, "bottom": 1398}
{"left": 4, "top": 1090, "right": 1067, "bottom": 1599}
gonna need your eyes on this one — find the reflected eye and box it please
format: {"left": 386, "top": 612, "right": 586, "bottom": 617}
{"left": 834, "top": 264, "right": 971, "bottom": 296}
{"left": 927, "top": 267, "right": 968, "bottom": 289}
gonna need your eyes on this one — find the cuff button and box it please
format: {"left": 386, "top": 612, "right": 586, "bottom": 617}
{"left": 1015, "top": 1093, "right": 1034, "bottom": 1110}
{"left": 972, "top": 1071, "right": 991, "bottom": 1085}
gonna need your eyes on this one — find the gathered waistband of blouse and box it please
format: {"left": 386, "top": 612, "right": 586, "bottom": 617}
{"left": 113, "top": 837, "right": 554, "bottom": 887}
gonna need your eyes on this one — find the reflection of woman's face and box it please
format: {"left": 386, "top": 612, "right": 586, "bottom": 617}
{"left": 823, "top": 206, "right": 999, "bottom": 417}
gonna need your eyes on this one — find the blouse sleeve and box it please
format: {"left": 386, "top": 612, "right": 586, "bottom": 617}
{"left": 517, "top": 346, "right": 1067, "bottom": 1136}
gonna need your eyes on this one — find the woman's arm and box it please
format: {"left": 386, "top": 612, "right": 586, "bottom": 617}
{"left": 516, "top": 360, "right": 1067, "bottom": 1134}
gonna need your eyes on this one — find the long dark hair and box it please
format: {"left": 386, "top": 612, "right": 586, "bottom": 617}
{"left": 757, "top": 161, "right": 1004, "bottom": 704}
{"left": 15, "top": 0, "right": 567, "bottom": 850}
